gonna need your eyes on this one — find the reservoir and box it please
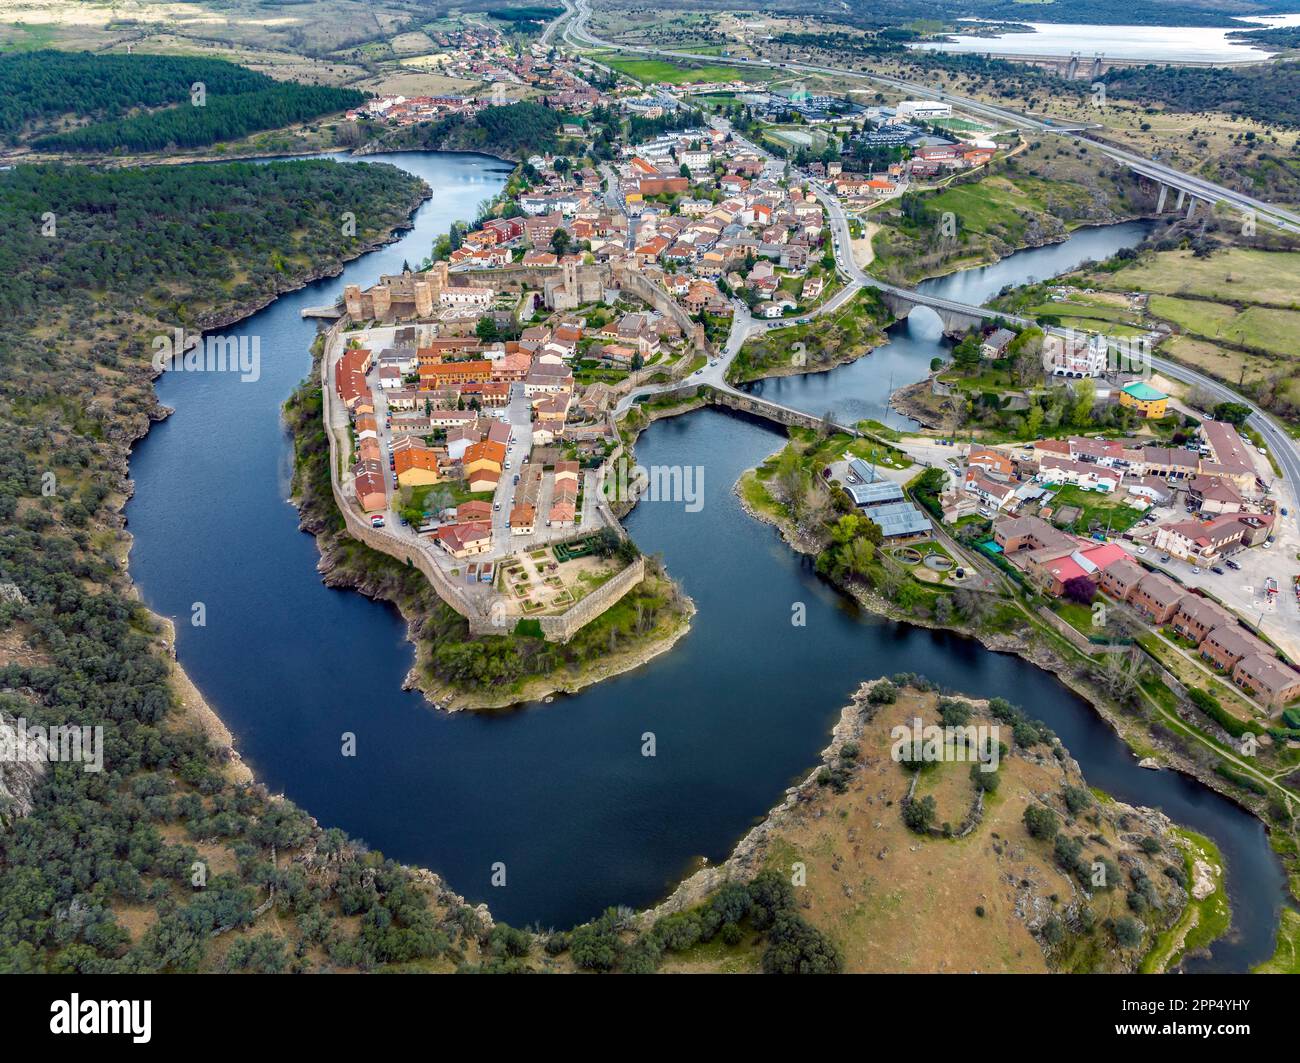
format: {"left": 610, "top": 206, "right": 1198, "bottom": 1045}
{"left": 125, "top": 152, "right": 1284, "bottom": 969}
{"left": 912, "top": 22, "right": 1278, "bottom": 63}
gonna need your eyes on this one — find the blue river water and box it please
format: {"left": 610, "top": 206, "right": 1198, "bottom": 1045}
{"left": 124, "top": 153, "right": 1283, "bottom": 968}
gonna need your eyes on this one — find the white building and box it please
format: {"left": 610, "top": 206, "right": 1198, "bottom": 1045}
{"left": 1042, "top": 331, "right": 1107, "bottom": 378}
{"left": 439, "top": 286, "right": 494, "bottom": 309}
{"left": 898, "top": 100, "right": 952, "bottom": 120}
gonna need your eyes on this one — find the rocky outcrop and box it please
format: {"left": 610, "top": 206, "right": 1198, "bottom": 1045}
{"left": 0, "top": 710, "right": 45, "bottom": 829}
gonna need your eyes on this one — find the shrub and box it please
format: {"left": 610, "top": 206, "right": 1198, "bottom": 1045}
{"left": 761, "top": 911, "right": 843, "bottom": 974}
{"left": 1113, "top": 915, "right": 1143, "bottom": 949}
{"left": 1024, "top": 804, "right": 1059, "bottom": 841}
{"left": 903, "top": 795, "right": 937, "bottom": 834}
{"left": 1062, "top": 785, "right": 1092, "bottom": 815}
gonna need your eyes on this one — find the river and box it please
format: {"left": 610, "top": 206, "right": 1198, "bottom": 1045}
{"left": 125, "top": 151, "right": 1284, "bottom": 969}
{"left": 743, "top": 221, "right": 1155, "bottom": 430}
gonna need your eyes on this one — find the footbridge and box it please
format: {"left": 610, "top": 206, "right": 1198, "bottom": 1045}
{"left": 634, "top": 382, "right": 864, "bottom": 438}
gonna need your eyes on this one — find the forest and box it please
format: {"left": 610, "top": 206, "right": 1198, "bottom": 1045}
{"left": 606, "top": 0, "right": 1286, "bottom": 29}
{"left": 33, "top": 84, "right": 365, "bottom": 153}
{"left": 373, "top": 100, "right": 564, "bottom": 156}
{"left": 0, "top": 51, "right": 275, "bottom": 144}
{"left": 1099, "top": 64, "right": 1300, "bottom": 128}
{"left": 0, "top": 51, "right": 364, "bottom": 152}
{"left": 0, "top": 158, "right": 498, "bottom": 973}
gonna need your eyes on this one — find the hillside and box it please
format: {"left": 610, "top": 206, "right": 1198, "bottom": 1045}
{"left": 0, "top": 158, "right": 522, "bottom": 973}
{"left": 648, "top": 677, "right": 1219, "bottom": 973}
{"left": 0, "top": 51, "right": 365, "bottom": 153}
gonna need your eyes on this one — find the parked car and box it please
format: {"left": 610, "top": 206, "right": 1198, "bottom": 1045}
{"left": 1159, "top": 554, "right": 1171, "bottom": 563}
{"left": 1225, "top": 558, "right": 1241, "bottom": 570}
{"left": 1136, "top": 545, "right": 1147, "bottom": 555}
{"left": 1191, "top": 566, "right": 1201, "bottom": 574}
{"left": 370, "top": 515, "right": 384, "bottom": 529}
{"left": 493, "top": 502, "right": 501, "bottom": 512}
{"left": 1211, "top": 565, "right": 1225, "bottom": 575}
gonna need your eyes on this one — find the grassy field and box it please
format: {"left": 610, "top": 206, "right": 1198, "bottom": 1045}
{"left": 1031, "top": 291, "right": 1147, "bottom": 338}
{"left": 1061, "top": 246, "right": 1300, "bottom": 413}
{"left": 1048, "top": 484, "right": 1146, "bottom": 535}
{"left": 585, "top": 51, "right": 764, "bottom": 85}
{"left": 1105, "top": 248, "right": 1300, "bottom": 308}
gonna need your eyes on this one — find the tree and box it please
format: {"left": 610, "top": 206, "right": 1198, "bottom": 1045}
{"left": 475, "top": 315, "right": 499, "bottom": 343}
{"left": 1212, "top": 401, "right": 1250, "bottom": 426}
{"left": 951, "top": 332, "right": 982, "bottom": 372}
{"left": 550, "top": 227, "right": 571, "bottom": 255}
{"left": 1070, "top": 378, "right": 1096, "bottom": 427}
{"left": 1023, "top": 804, "right": 1059, "bottom": 840}
{"left": 1062, "top": 575, "right": 1096, "bottom": 605}
{"left": 761, "top": 911, "right": 842, "bottom": 974}
{"left": 903, "top": 795, "right": 937, "bottom": 833}
{"left": 1022, "top": 402, "right": 1044, "bottom": 440}
{"left": 1113, "top": 915, "right": 1143, "bottom": 949}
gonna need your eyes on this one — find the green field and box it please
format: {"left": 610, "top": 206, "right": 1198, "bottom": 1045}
{"left": 586, "top": 52, "right": 765, "bottom": 85}
{"left": 1048, "top": 484, "right": 1146, "bottom": 535}
{"left": 1030, "top": 295, "right": 1147, "bottom": 337}
{"left": 924, "top": 175, "right": 1089, "bottom": 240}
{"left": 1104, "top": 248, "right": 1300, "bottom": 308}
{"left": 1149, "top": 294, "right": 1300, "bottom": 353}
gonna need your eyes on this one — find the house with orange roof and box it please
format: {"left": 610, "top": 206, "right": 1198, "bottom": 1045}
{"left": 464, "top": 439, "right": 506, "bottom": 477}
{"left": 393, "top": 439, "right": 444, "bottom": 487}
{"left": 510, "top": 503, "right": 536, "bottom": 534}
{"left": 435, "top": 520, "right": 492, "bottom": 558}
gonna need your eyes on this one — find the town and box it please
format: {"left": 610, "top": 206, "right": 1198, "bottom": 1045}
{"left": 319, "top": 30, "right": 1300, "bottom": 736}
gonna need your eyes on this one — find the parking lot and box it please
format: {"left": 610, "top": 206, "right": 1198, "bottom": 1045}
{"left": 1128, "top": 491, "right": 1300, "bottom": 660}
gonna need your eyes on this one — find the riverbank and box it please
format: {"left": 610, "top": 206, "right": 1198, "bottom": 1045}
{"left": 727, "top": 287, "right": 894, "bottom": 385}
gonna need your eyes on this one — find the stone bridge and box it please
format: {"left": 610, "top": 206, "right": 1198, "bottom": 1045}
{"left": 874, "top": 288, "right": 996, "bottom": 336}
{"left": 648, "top": 384, "right": 862, "bottom": 437}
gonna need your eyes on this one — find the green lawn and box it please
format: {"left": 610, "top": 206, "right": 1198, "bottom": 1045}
{"left": 1049, "top": 484, "right": 1146, "bottom": 534}
{"left": 587, "top": 52, "right": 765, "bottom": 85}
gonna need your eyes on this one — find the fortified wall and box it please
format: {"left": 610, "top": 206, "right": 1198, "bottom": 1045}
{"left": 319, "top": 319, "right": 648, "bottom": 644}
